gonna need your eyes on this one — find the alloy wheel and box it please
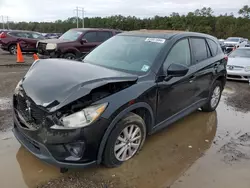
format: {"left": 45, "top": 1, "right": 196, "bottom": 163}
{"left": 210, "top": 86, "right": 221, "bottom": 108}
{"left": 114, "top": 124, "right": 142, "bottom": 161}
{"left": 10, "top": 46, "right": 17, "bottom": 54}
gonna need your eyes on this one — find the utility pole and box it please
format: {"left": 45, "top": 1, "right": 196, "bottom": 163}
{"left": 82, "top": 7, "right": 84, "bottom": 28}
{"left": 1, "top": 16, "right": 5, "bottom": 29}
{"left": 6, "top": 16, "right": 9, "bottom": 29}
{"left": 74, "top": 7, "right": 85, "bottom": 28}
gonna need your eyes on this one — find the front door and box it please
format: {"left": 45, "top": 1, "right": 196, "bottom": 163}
{"left": 156, "top": 38, "right": 199, "bottom": 124}
{"left": 79, "top": 31, "right": 100, "bottom": 56}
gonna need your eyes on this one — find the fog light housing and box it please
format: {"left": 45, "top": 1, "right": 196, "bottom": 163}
{"left": 65, "top": 141, "right": 85, "bottom": 161}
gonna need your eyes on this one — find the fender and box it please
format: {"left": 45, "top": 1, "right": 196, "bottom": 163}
{"left": 97, "top": 102, "right": 154, "bottom": 164}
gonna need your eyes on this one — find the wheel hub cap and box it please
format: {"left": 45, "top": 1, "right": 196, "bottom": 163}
{"left": 211, "top": 86, "right": 221, "bottom": 108}
{"left": 114, "top": 124, "right": 142, "bottom": 162}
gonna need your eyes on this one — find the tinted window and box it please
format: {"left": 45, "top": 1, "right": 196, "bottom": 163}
{"left": 191, "top": 38, "right": 209, "bottom": 63}
{"left": 207, "top": 39, "right": 218, "bottom": 56}
{"left": 97, "top": 31, "right": 111, "bottom": 42}
{"left": 84, "top": 32, "right": 98, "bottom": 43}
{"left": 84, "top": 36, "right": 165, "bottom": 74}
{"left": 164, "top": 38, "right": 191, "bottom": 71}
{"left": 59, "top": 30, "right": 83, "bottom": 41}
{"left": 9, "top": 32, "right": 26, "bottom": 38}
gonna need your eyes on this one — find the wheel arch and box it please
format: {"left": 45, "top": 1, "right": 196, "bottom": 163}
{"left": 97, "top": 102, "right": 154, "bottom": 164}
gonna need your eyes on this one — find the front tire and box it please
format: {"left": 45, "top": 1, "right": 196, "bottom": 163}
{"left": 63, "top": 53, "right": 76, "bottom": 60}
{"left": 103, "top": 112, "right": 146, "bottom": 168}
{"left": 202, "top": 80, "right": 222, "bottom": 112}
{"left": 9, "top": 44, "right": 17, "bottom": 55}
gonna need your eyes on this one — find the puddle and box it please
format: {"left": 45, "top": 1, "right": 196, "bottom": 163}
{"left": 171, "top": 97, "right": 250, "bottom": 188}
{"left": 0, "top": 109, "right": 217, "bottom": 188}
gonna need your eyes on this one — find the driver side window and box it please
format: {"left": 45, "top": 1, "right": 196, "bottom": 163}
{"left": 163, "top": 38, "right": 191, "bottom": 71}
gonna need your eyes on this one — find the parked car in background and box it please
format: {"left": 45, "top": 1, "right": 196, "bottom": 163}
{"left": 44, "top": 33, "right": 62, "bottom": 39}
{"left": 227, "top": 47, "right": 250, "bottom": 82}
{"left": 0, "top": 30, "right": 45, "bottom": 54}
{"left": 224, "top": 37, "right": 248, "bottom": 54}
{"left": 36, "top": 28, "right": 122, "bottom": 60}
{"left": 218, "top": 39, "right": 226, "bottom": 53}
{"left": 13, "top": 30, "right": 226, "bottom": 169}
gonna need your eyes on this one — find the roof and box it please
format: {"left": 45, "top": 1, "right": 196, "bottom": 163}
{"left": 71, "top": 28, "right": 119, "bottom": 31}
{"left": 120, "top": 29, "right": 216, "bottom": 40}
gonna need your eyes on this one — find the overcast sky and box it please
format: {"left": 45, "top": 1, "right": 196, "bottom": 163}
{"left": 0, "top": 0, "right": 248, "bottom": 22}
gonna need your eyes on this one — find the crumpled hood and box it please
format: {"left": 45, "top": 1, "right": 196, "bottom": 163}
{"left": 228, "top": 57, "right": 250, "bottom": 67}
{"left": 21, "top": 59, "right": 138, "bottom": 111}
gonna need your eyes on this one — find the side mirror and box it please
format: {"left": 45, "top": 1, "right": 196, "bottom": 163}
{"left": 166, "top": 63, "right": 189, "bottom": 77}
{"left": 81, "top": 38, "right": 87, "bottom": 44}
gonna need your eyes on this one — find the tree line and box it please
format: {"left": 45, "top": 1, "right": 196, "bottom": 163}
{"left": 4, "top": 5, "right": 250, "bottom": 39}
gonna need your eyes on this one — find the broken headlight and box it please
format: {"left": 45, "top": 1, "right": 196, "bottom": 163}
{"left": 51, "top": 103, "right": 108, "bottom": 129}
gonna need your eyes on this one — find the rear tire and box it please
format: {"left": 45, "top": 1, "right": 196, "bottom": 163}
{"left": 9, "top": 44, "right": 17, "bottom": 55}
{"left": 103, "top": 112, "right": 146, "bottom": 168}
{"left": 202, "top": 80, "right": 222, "bottom": 112}
{"left": 63, "top": 53, "right": 76, "bottom": 60}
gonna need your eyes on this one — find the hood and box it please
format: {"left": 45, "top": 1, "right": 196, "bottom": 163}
{"left": 38, "top": 38, "right": 73, "bottom": 44}
{"left": 227, "top": 57, "right": 250, "bottom": 67}
{"left": 21, "top": 59, "right": 138, "bottom": 111}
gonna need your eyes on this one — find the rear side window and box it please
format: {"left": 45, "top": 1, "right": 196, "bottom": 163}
{"left": 84, "top": 31, "right": 98, "bottom": 43}
{"left": 207, "top": 39, "right": 219, "bottom": 56}
{"left": 97, "top": 31, "right": 111, "bottom": 42}
{"left": 190, "top": 38, "right": 210, "bottom": 63}
{"left": 9, "top": 32, "right": 27, "bottom": 38}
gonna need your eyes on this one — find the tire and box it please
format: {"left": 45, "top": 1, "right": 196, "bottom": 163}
{"left": 63, "top": 53, "right": 76, "bottom": 60}
{"left": 9, "top": 44, "right": 17, "bottom": 55}
{"left": 202, "top": 80, "right": 222, "bottom": 112}
{"left": 103, "top": 112, "right": 146, "bottom": 168}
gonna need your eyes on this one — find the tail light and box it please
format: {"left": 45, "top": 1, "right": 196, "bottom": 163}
{"left": 0, "top": 32, "right": 7, "bottom": 39}
{"left": 224, "top": 55, "right": 228, "bottom": 64}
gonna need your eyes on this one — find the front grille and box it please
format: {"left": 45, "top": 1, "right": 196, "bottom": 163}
{"left": 227, "top": 75, "right": 242, "bottom": 79}
{"left": 14, "top": 91, "right": 48, "bottom": 130}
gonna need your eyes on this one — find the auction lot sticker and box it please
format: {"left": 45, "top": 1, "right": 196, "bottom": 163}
{"left": 145, "top": 38, "right": 166, "bottom": 43}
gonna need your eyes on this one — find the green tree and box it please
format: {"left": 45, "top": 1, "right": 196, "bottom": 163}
{"left": 238, "top": 5, "right": 250, "bottom": 18}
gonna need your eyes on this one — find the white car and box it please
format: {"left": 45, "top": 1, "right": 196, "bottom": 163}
{"left": 227, "top": 47, "right": 250, "bottom": 82}
{"left": 224, "top": 37, "right": 248, "bottom": 53}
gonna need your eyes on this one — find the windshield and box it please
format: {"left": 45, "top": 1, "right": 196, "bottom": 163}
{"left": 226, "top": 38, "right": 240, "bottom": 42}
{"left": 229, "top": 49, "right": 250, "bottom": 58}
{"left": 84, "top": 35, "right": 166, "bottom": 74}
{"left": 59, "top": 30, "right": 83, "bottom": 41}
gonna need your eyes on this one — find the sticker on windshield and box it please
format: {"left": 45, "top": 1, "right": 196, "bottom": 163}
{"left": 141, "top": 65, "right": 150, "bottom": 72}
{"left": 145, "top": 38, "right": 166, "bottom": 44}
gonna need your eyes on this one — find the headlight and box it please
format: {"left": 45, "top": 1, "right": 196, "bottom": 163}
{"left": 51, "top": 103, "right": 108, "bottom": 130}
{"left": 46, "top": 43, "right": 57, "bottom": 50}
{"left": 14, "top": 80, "right": 22, "bottom": 95}
{"left": 245, "top": 66, "right": 250, "bottom": 72}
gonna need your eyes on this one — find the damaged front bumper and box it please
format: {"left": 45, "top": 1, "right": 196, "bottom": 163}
{"left": 12, "top": 109, "right": 110, "bottom": 168}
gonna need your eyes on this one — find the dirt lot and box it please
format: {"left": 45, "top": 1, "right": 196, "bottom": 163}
{"left": 1, "top": 50, "right": 250, "bottom": 188}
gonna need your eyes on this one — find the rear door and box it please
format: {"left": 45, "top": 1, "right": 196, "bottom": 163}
{"left": 189, "top": 37, "right": 216, "bottom": 101}
{"left": 24, "top": 32, "right": 44, "bottom": 51}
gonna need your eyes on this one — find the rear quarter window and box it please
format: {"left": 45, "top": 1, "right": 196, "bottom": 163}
{"left": 207, "top": 39, "right": 221, "bottom": 56}
{"left": 190, "top": 38, "right": 211, "bottom": 63}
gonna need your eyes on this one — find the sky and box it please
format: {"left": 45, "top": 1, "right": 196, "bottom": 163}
{"left": 0, "top": 0, "right": 249, "bottom": 22}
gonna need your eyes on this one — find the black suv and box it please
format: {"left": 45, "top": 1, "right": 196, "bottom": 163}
{"left": 12, "top": 30, "right": 227, "bottom": 169}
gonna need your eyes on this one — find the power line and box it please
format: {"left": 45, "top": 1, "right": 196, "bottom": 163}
{"left": 0, "top": 16, "right": 10, "bottom": 29}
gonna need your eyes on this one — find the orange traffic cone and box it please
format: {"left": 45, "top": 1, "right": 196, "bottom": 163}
{"left": 16, "top": 43, "right": 25, "bottom": 63}
{"left": 33, "top": 53, "right": 39, "bottom": 60}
